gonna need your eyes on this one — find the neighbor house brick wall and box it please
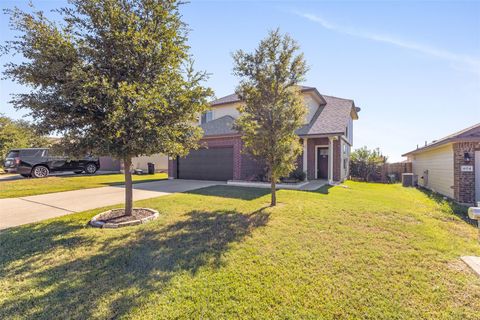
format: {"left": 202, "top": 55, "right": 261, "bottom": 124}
{"left": 453, "top": 142, "right": 480, "bottom": 205}
{"left": 306, "top": 137, "right": 329, "bottom": 180}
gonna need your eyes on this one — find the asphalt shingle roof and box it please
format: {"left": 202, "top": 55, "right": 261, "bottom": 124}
{"left": 296, "top": 95, "right": 355, "bottom": 136}
{"left": 210, "top": 86, "right": 316, "bottom": 106}
{"left": 204, "top": 87, "right": 359, "bottom": 137}
{"left": 402, "top": 123, "right": 480, "bottom": 156}
{"left": 200, "top": 115, "right": 237, "bottom": 136}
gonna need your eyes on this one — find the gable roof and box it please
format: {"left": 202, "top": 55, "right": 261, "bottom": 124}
{"left": 200, "top": 115, "right": 237, "bottom": 136}
{"left": 210, "top": 86, "right": 325, "bottom": 106}
{"left": 203, "top": 87, "right": 360, "bottom": 138}
{"left": 296, "top": 95, "right": 358, "bottom": 136}
{"left": 402, "top": 123, "right": 480, "bottom": 156}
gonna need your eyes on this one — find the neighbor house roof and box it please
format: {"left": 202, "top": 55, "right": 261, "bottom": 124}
{"left": 210, "top": 86, "right": 325, "bottom": 106}
{"left": 402, "top": 123, "right": 480, "bottom": 157}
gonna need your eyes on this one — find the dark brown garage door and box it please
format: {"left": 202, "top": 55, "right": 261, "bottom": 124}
{"left": 178, "top": 147, "right": 233, "bottom": 181}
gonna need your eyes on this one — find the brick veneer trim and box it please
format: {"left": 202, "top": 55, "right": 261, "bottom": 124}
{"left": 453, "top": 142, "right": 480, "bottom": 205}
{"left": 170, "top": 135, "right": 345, "bottom": 182}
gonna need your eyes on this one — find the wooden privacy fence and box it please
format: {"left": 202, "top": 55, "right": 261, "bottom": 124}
{"left": 374, "top": 162, "right": 412, "bottom": 182}
{"left": 350, "top": 161, "right": 412, "bottom": 183}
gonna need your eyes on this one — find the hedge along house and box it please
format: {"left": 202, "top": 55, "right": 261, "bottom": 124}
{"left": 402, "top": 123, "right": 480, "bottom": 206}
{"left": 168, "top": 86, "right": 360, "bottom": 184}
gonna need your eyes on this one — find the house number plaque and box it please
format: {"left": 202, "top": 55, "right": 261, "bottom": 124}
{"left": 461, "top": 165, "right": 473, "bottom": 172}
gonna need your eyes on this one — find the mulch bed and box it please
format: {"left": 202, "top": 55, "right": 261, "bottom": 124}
{"left": 96, "top": 208, "right": 153, "bottom": 223}
{"left": 90, "top": 208, "right": 159, "bottom": 228}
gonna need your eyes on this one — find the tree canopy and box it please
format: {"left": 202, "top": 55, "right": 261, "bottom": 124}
{"left": 0, "top": 114, "right": 51, "bottom": 164}
{"left": 350, "top": 146, "right": 388, "bottom": 182}
{"left": 3, "top": 0, "right": 212, "bottom": 214}
{"left": 233, "top": 29, "right": 308, "bottom": 206}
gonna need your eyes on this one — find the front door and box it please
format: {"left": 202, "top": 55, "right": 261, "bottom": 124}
{"left": 317, "top": 147, "right": 328, "bottom": 179}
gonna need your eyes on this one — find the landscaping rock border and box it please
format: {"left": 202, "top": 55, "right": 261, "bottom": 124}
{"left": 89, "top": 207, "right": 159, "bottom": 228}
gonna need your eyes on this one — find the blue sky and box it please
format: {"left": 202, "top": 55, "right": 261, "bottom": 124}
{"left": 1, "top": 1, "right": 479, "bottom": 162}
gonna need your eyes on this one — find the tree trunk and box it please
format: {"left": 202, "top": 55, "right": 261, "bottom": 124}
{"left": 270, "top": 177, "right": 277, "bottom": 207}
{"left": 124, "top": 156, "right": 133, "bottom": 216}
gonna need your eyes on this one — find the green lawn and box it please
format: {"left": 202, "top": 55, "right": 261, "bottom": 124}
{"left": 1, "top": 182, "right": 479, "bottom": 319}
{"left": 0, "top": 173, "right": 167, "bottom": 198}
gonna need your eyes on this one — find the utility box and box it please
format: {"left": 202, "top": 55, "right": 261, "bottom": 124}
{"left": 402, "top": 173, "right": 417, "bottom": 187}
{"left": 147, "top": 162, "right": 155, "bottom": 174}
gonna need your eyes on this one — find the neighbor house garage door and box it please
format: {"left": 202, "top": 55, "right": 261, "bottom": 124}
{"left": 178, "top": 147, "right": 233, "bottom": 181}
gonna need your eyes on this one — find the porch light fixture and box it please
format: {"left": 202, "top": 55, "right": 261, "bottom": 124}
{"left": 464, "top": 152, "right": 471, "bottom": 163}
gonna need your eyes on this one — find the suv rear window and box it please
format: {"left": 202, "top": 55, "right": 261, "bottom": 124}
{"left": 19, "top": 149, "right": 44, "bottom": 157}
{"left": 6, "top": 151, "right": 19, "bottom": 159}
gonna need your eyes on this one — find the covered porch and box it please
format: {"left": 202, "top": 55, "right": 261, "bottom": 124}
{"left": 299, "top": 135, "right": 346, "bottom": 184}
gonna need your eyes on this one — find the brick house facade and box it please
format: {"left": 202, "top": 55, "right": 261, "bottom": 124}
{"left": 170, "top": 135, "right": 344, "bottom": 183}
{"left": 169, "top": 86, "right": 360, "bottom": 184}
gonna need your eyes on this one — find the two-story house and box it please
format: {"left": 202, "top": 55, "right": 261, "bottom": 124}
{"left": 168, "top": 86, "right": 360, "bottom": 183}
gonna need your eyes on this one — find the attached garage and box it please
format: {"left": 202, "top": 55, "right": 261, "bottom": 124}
{"left": 177, "top": 147, "right": 233, "bottom": 181}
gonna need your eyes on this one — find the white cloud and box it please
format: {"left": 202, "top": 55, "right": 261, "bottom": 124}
{"left": 296, "top": 12, "right": 480, "bottom": 75}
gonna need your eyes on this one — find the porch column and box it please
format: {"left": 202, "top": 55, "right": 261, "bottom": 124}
{"left": 303, "top": 138, "right": 308, "bottom": 180}
{"left": 328, "top": 137, "right": 334, "bottom": 184}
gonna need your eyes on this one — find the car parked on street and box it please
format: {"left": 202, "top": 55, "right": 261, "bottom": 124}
{"left": 3, "top": 148, "right": 99, "bottom": 178}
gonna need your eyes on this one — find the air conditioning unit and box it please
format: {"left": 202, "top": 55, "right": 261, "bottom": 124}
{"left": 402, "top": 173, "right": 418, "bottom": 187}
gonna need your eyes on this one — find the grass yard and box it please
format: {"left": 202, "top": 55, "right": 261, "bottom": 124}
{"left": 0, "top": 173, "right": 167, "bottom": 198}
{"left": 1, "top": 182, "right": 480, "bottom": 319}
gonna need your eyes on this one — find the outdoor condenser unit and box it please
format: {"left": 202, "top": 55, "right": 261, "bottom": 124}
{"left": 402, "top": 173, "right": 418, "bottom": 187}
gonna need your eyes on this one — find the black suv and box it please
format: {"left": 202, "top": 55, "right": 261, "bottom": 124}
{"left": 4, "top": 148, "right": 100, "bottom": 178}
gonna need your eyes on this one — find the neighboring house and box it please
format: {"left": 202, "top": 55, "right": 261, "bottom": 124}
{"left": 168, "top": 86, "right": 360, "bottom": 183}
{"left": 99, "top": 156, "right": 121, "bottom": 171}
{"left": 402, "top": 123, "right": 480, "bottom": 205}
{"left": 131, "top": 154, "right": 168, "bottom": 172}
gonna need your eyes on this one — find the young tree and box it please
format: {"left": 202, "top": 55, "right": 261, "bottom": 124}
{"left": 3, "top": 0, "right": 212, "bottom": 215}
{"left": 233, "top": 29, "right": 308, "bottom": 206}
{"left": 350, "top": 147, "right": 387, "bottom": 181}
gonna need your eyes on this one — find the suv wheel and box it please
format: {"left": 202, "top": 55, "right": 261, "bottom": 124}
{"left": 32, "top": 165, "right": 49, "bottom": 178}
{"left": 85, "top": 163, "right": 97, "bottom": 174}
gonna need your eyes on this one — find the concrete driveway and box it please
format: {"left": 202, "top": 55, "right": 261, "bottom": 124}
{"left": 0, "top": 179, "right": 223, "bottom": 230}
{"left": 0, "top": 170, "right": 120, "bottom": 181}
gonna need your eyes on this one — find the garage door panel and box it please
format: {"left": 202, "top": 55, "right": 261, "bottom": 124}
{"left": 178, "top": 147, "right": 233, "bottom": 181}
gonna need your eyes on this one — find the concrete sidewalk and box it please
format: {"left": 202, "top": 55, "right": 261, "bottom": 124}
{"left": 0, "top": 179, "right": 223, "bottom": 230}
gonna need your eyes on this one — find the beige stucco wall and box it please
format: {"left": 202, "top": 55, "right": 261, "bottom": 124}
{"left": 304, "top": 94, "right": 319, "bottom": 124}
{"left": 212, "top": 102, "right": 241, "bottom": 119}
{"left": 340, "top": 139, "right": 351, "bottom": 180}
{"left": 132, "top": 154, "right": 168, "bottom": 172}
{"left": 210, "top": 93, "right": 320, "bottom": 124}
{"left": 412, "top": 144, "right": 454, "bottom": 198}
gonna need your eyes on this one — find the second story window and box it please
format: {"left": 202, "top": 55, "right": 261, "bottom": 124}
{"left": 201, "top": 110, "right": 213, "bottom": 124}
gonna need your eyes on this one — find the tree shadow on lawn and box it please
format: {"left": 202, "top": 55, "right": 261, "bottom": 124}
{"left": 417, "top": 187, "right": 475, "bottom": 226}
{"left": 0, "top": 220, "right": 90, "bottom": 275}
{"left": 186, "top": 185, "right": 271, "bottom": 200}
{"left": 0, "top": 208, "right": 270, "bottom": 319}
{"left": 308, "top": 184, "right": 333, "bottom": 195}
